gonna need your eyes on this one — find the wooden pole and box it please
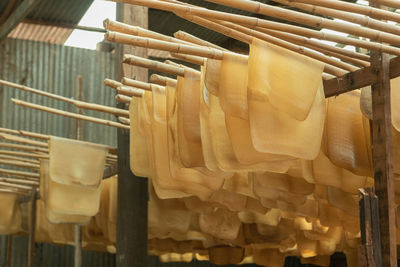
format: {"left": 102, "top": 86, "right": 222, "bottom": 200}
{"left": 27, "top": 186, "right": 37, "bottom": 267}
{"left": 370, "top": 45, "right": 397, "bottom": 267}
{"left": 12, "top": 99, "right": 130, "bottom": 130}
{"left": 173, "top": 30, "right": 228, "bottom": 51}
{"left": 149, "top": 74, "right": 177, "bottom": 86}
{"left": 115, "top": 3, "right": 148, "bottom": 267}
{"left": 369, "top": 1, "right": 397, "bottom": 265}
{"left": 358, "top": 188, "right": 381, "bottom": 266}
{"left": 6, "top": 235, "right": 13, "bottom": 267}
{"left": 74, "top": 75, "right": 83, "bottom": 267}
{"left": 272, "top": 0, "right": 400, "bottom": 36}
{"left": 202, "top": 0, "right": 400, "bottom": 44}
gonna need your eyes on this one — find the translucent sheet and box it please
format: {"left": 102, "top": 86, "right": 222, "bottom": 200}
{"left": 392, "top": 76, "right": 400, "bottom": 131}
{"left": 151, "top": 84, "right": 227, "bottom": 200}
{"left": 0, "top": 193, "right": 21, "bottom": 234}
{"left": 324, "top": 91, "right": 372, "bottom": 176}
{"left": 176, "top": 71, "right": 204, "bottom": 167}
{"left": 199, "top": 64, "right": 220, "bottom": 171}
{"left": 129, "top": 95, "right": 151, "bottom": 177}
{"left": 48, "top": 136, "right": 108, "bottom": 188}
{"left": 247, "top": 79, "right": 325, "bottom": 159}
{"left": 209, "top": 92, "right": 296, "bottom": 171}
{"left": 204, "top": 59, "right": 221, "bottom": 96}
{"left": 46, "top": 174, "right": 102, "bottom": 217}
{"left": 218, "top": 52, "right": 249, "bottom": 119}
{"left": 312, "top": 151, "right": 369, "bottom": 194}
{"left": 248, "top": 38, "right": 324, "bottom": 121}
{"left": 42, "top": 158, "right": 91, "bottom": 224}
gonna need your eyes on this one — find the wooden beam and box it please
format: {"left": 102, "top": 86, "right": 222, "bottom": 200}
{"left": 115, "top": 3, "right": 148, "bottom": 267}
{"left": 0, "top": 0, "right": 44, "bottom": 42}
{"left": 323, "top": 55, "right": 400, "bottom": 98}
{"left": 370, "top": 50, "right": 397, "bottom": 267}
{"left": 358, "top": 188, "right": 381, "bottom": 267}
{"left": 6, "top": 235, "right": 13, "bottom": 267}
{"left": 27, "top": 186, "right": 37, "bottom": 267}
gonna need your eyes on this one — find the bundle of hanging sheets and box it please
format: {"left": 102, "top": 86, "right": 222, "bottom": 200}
{"left": 129, "top": 38, "right": 400, "bottom": 266}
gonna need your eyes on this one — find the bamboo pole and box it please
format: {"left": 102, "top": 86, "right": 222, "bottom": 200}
{"left": 150, "top": 74, "right": 177, "bottom": 86}
{"left": 0, "top": 159, "right": 39, "bottom": 170}
{"left": 164, "top": 59, "right": 201, "bottom": 74}
{"left": 104, "top": 78, "right": 123, "bottom": 89}
{"left": 123, "top": 54, "right": 185, "bottom": 76}
{"left": 273, "top": 0, "right": 400, "bottom": 36}
{"left": 170, "top": 52, "right": 205, "bottom": 65}
{"left": 173, "top": 30, "right": 228, "bottom": 51}
{"left": 118, "top": 117, "right": 131, "bottom": 125}
{"left": 0, "top": 127, "right": 48, "bottom": 141}
{"left": 104, "top": 19, "right": 195, "bottom": 46}
{"left": 179, "top": 14, "right": 348, "bottom": 76}
{"left": 0, "top": 188, "right": 27, "bottom": 195}
{"left": 27, "top": 186, "right": 37, "bottom": 267}
{"left": 0, "top": 181, "right": 32, "bottom": 190}
{"left": 74, "top": 101, "right": 130, "bottom": 117}
{"left": 202, "top": 0, "right": 400, "bottom": 44}
{"left": 292, "top": 0, "right": 400, "bottom": 23}
{"left": 113, "top": 0, "right": 400, "bottom": 46}
{"left": 213, "top": 19, "right": 358, "bottom": 72}
{"left": 0, "top": 168, "right": 40, "bottom": 179}
{"left": 12, "top": 99, "right": 130, "bottom": 130}
{"left": 121, "top": 77, "right": 164, "bottom": 91}
{"left": 18, "top": 130, "right": 49, "bottom": 140}
{"left": 0, "top": 154, "right": 40, "bottom": 165}
{"left": 117, "top": 86, "right": 147, "bottom": 97}
{"left": 0, "top": 142, "right": 48, "bottom": 154}
{"left": 377, "top": 0, "right": 400, "bottom": 9}
{"left": 0, "top": 177, "right": 39, "bottom": 186}
{"left": 125, "top": 0, "right": 400, "bottom": 56}
{"left": 106, "top": 31, "right": 224, "bottom": 59}
{"left": 0, "top": 79, "right": 128, "bottom": 117}
{"left": 116, "top": 94, "right": 134, "bottom": 104}
{"left": 0, "top": 133, "right": 48, "bottom": 148}
{"left": 215, "top": 20, "right": 369, "bottom": 67}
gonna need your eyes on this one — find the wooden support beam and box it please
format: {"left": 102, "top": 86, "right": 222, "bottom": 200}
{"left": 74, "top": 75, "right": 83, "bottom": 267}
{"left": 27, "top": 186, "right": 37, "bottom": 267}
{"left": 323, "top": 55, "right": 400, "bottom": 97}
{"left": 370, "top": 50, "right": 397, "bottom": 267}
{"left": 115, "top": 3, "right": 148, "bottom": 267}
{"left": 0, "top": 0, "right": 44, "bottom": 42}
{"left": 358, "top": 188, "right": 381, "bottom": 267}
{"left": 6, "top": 235, "right": 13, "bottom": 267}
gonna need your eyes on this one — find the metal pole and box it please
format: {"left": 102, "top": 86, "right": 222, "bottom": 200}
{"left": 74, "top": 75, "right": 83, "bottom": 267}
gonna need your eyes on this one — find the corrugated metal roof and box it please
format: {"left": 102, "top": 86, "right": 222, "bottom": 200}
{"left": 0, "top": 0, "right": 93, "bottom": 25}
{"left": 0, "top": 0, "right": 94, "bottom": 44}
{"left": 8, "top": 22, "right": 73, "bottom": 44}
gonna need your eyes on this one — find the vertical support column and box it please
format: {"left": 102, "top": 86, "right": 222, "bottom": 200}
{"left": 28, "top": 186, "right": 37, "bottom": 267}
{"left": 370, "top": 50, "right": 397, "bottom": 267}
{"left": 6, "top": 235, "right": 13, "bottom": 267}
{"left": 358, "top": 188, "right": 381, "bottom": 267}
{"left": 74, "top": 74, "right": 83, "bottom": 267}
{"left": 115, "top": 3, "right": 148, "bottom": 267}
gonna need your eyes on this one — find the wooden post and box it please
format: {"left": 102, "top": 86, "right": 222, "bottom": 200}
{"left": 6, "top": 235, "right": 13, "bottom": 267}
{"left": 358, "top": 188, "right": 381, "bottom": 267}
{"left": 115, "top": 3, "right": 148, "bottom": 267}
{"left": 27, "top": 186, "right": 37, "bottom": 267}
{"left": 74, "top": 75, "right": 83, "bottom": 267}
{"left": 370, "top": 50, "right": 397, "bottom": 267}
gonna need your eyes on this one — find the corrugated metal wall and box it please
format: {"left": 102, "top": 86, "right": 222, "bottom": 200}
{"left": 0, "top": 38, "right": 117, "bottom": 146}
{"left": 0, "top": 38, "right": 117, "bottom": 267}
